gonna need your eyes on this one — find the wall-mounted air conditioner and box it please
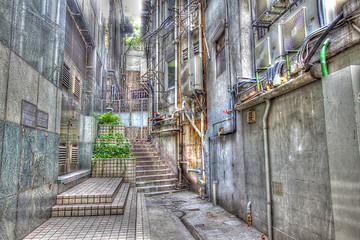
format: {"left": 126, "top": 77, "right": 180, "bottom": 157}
{"left": 282, "top": 0, "right": 321, "bottom": 51}
{"left": 180, "top": 55, "right": 203, "bottom": 96}
{"left": 255, "top": 23, "right": 283, "bottom": 68}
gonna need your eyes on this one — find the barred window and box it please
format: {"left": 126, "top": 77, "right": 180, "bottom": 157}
{"left": 216, "top": 33, "right": 226, "bottom": 78}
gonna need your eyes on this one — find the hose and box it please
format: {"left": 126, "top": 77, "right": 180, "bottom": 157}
{"left": 320, "top": 38, "right": 330, "bottom": 76}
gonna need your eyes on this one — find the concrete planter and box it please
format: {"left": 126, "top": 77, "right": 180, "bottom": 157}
{"left": 91, "top": 158, "right": 136, "bottom": 186}
{"left": 99, "top": 124, "right": 125, "bottom": 135}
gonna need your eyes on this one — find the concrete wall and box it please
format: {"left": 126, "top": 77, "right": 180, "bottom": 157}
{"left": 0, "top": 40, "right": 61, "bottom": 240}
{"left": 322, "top": 66, "right": 360, "bottom": 240}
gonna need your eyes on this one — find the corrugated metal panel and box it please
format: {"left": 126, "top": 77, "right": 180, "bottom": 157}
{"left": 62, "top": 64, "right": 71, "bottom": 88}
{"left": 59, "top": 145, "right": 67, "bottom": 166}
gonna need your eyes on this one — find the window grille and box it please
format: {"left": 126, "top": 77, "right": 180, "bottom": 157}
{"left": 73, "top": 77, "right": 81, "bottom": 98}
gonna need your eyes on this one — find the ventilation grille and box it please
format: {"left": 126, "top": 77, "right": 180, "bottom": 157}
{"left": 59, "top": 145, "right": 67, "bottom": 166}
{"left": 255, "top": 37, "right": 271, "bottom": 68}
{"left": 183, "top": 48, "right": 188, "bottom": 62}
{"left": 73, "top": 77, "right": 81, "bottom": 98}
{"left": 62, "top": 65, "right": 71, "bottom": 88}
{"left": 247, "top": 109, "right": 256, "bottom": 124}
{"left": 283, "top": 8, "right": 307, "bottom": 51}
{"left": 193, "top": 41, "right": 200, "bottom": 55}
{"left": 71, "top": 145, "right": 79, "bottom": 164}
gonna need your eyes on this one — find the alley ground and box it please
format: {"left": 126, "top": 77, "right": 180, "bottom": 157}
{"left": 24, "top": 191, "right": 263, "bottom": 240}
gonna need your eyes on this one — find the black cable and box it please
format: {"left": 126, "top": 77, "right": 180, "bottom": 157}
{"left": 303, "top": 11, "right": 343, "bottom": 71}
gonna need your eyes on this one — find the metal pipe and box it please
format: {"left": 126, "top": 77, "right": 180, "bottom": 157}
{"left": 250, "top": 0, "right": 256, "bottom": 77}
{"left": 263, "top": 99, "right": 272, "bottom": 240}
{"left": 247, "top": 201, "right": 252, "bottom": 227}
{"left": 187, "top": 169, "right": 205, "bottom": 199}
{"left": 174, "top": 0, "right": 178, "bottom": 111}
{"left": 212, "top": 180, "right": 219, "bottom": 206}
{"left": 320, "top": 38, "right": 330, "bottom": 77}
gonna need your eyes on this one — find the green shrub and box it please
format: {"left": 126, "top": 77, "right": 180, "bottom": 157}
{"left": 94, "top": 112, "right": 121, "bottom": 125}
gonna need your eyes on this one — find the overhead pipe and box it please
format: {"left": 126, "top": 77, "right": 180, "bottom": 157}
{"left": 320, "top": 38, "right": 330, "bottom": 77}
{"left": 187, "top": 169, "right": 205, "bottom": 199}
{"left": 263, "top": 99, "right": 272, "bottom": 240}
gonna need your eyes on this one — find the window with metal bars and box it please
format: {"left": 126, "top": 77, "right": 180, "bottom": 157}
{"left": 62, "top": 64, "right": 71, "bottom": 88}
{"left": 58, "top": 145, "right": 67, "bottom": 166}
{"left": 194, "top": 41, "right": 200, "bottom": 55}
{"left": 65, "top": 9, "right": 87, "bottom": 75}
{"left": 216, "top": 33, "right": 226, "bottom": 77}
{"left": 73, "top": 77, "right": 81, "bottom": 98}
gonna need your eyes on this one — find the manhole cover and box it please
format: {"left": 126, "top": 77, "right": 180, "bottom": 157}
{"left": 223, "top": 220, "right": 241, "bottom": 226}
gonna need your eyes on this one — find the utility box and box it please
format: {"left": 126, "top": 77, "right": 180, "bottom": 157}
{"left": 322, "top": 65, "right": 360, "bottom": 240}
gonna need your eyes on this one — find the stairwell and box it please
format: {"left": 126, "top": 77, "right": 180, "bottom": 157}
{"left": 131, "top": 141, "right": 180, "bottom": 197}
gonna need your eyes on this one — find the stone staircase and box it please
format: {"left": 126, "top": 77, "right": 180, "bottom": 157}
{"left": 51, "top": 178, "right": 131, "bottom": 217}
{"left": 131, "top": 141, "right": 180, "bottom": 197}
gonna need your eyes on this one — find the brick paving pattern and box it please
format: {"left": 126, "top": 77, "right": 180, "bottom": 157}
{"left": 25, "top": 188, "right": 151, "bottom": 240}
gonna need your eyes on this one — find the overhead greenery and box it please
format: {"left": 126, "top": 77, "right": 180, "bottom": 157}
{"left": 94, "top": 112, "right": 121, "bottom": 125}
{"left": 125, "top": 18, "right": 142, "bottom": 51}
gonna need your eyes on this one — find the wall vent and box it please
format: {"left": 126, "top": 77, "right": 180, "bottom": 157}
{"left": 73, "top": 77, "right": 81, "bottom": 98}
{"left": 193, "top": 41, "right": 200, "bottom": 55}
{"left": 247, "top": 109, "right": 256, "bottom": 124}
{"left": 62, "top": 64, "right": 71, "bottom": 88}
{"left": 59, "top": 145, "right": 67, "bottom": 166}
{"left": 71, "top": 145, "right": 79, "bottom": 164}
{"left": 182, "top": 48, "right": 188, "bottom": 62}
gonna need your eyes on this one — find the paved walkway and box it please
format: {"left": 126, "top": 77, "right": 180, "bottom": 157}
{"left": 24, "top": 189, "right": 150, "bottom": 240}
{"left": 25, "top": 190, "right": 263, "bottom": 240}
{"left": 146, "top": 192, "right": 264, "bottom": 240}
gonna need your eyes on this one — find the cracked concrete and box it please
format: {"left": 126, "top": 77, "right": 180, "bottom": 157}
{"left": 146, "top": 191, "right": 263, "bottom": 240}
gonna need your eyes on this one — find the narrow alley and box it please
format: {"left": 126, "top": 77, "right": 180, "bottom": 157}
{"left": 0, "top": 0, "right": 360, "bottom": 240}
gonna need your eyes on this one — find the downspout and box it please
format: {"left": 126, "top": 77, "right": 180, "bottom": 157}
{"left": 247, "top": 201, "right": 252, "bottom": 227}
{"left": 174, "top": 0, "right": 179, "bottom": 111}
{"left": 320, "top": 38, "right": 330, "bottom": 77}
{"left": 187, "top": 169, "right": 205, "bottom": 199}
{"left": 263, "top": 99, "right": 272, "bottom": 240}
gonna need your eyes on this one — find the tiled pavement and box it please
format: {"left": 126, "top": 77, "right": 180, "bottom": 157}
{"left": 24, "top": 188, "right": 151, "bottom": 240}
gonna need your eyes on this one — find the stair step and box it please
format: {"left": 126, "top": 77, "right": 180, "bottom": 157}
{"left": 137, "top": 184, "right": 177, "bottom": 193}
{"left": 136, "top": 165, "right": 167, "bottom": 171}
{"left": 136, "top": 178, "right": 177, "bottom": 187}
{"left": 135, "top": 156, "right": 160, "bottom": 161}
{"left": 143, "top": 189, "right": 182, "bottom": 197}
{"left": 136, "top": 169, "right": 172, "bottom": 176}
{"left": 51, "top": 183, "right": 130, "bottom": 217}
{"left": 136, "top": 160, "right": 163, "bottom": 166}
{"left": 136, "top": 173, "right": 176, "bottom": 181}
{"left": 133, "top": 152, "right": 158, "bottom": 157}
{"left": 56, "top": 178, "right": 123, "bottom": 205}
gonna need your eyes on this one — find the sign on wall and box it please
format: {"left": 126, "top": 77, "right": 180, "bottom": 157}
{"left": 21, "top": 100, "right": 49, "bottom": 129}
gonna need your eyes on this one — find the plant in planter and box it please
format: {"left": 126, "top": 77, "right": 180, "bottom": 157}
{"left": 94, "top": 111, "right": 121, "bottom": 125}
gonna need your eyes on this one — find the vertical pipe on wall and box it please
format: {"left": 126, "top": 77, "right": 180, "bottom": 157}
{"left": 263, "top": 99, "right": 272, "bottom": 240}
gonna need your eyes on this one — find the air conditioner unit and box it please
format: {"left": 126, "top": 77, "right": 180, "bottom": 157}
{"left": 180, "top": 56, "right": 203, "bottom": 96}
{"left": 282, "top": 0, "right": 321, "bottom": 51}
{"left": 255, "top": 37, "right": 271, "bottom": 69}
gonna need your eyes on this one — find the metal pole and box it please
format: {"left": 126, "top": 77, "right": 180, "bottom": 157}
{"left": 141, "top": 98, "right": 143, "bottom": 141}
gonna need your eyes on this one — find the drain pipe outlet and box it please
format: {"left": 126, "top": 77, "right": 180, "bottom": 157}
{"left": 263, "top": 99, "right": 272, "bottom": 240}
{"left": 187, "top": 169, "right": 205, "bottom": 200}
{"left": 212, "top": 180, "right": 219, "bottom": 206}
{"left": 247, "top": 201, "right": 252, "bottom": 227}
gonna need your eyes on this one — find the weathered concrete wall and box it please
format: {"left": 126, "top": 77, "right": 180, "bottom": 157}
{"left": 0, "top": 41, "right": 61, "bottom": 240}
{"left": 322, "top": 66, "right": 360, "bottom": 240}
{"left": 204, "top": 0, "right": 250, "bottom": 221}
